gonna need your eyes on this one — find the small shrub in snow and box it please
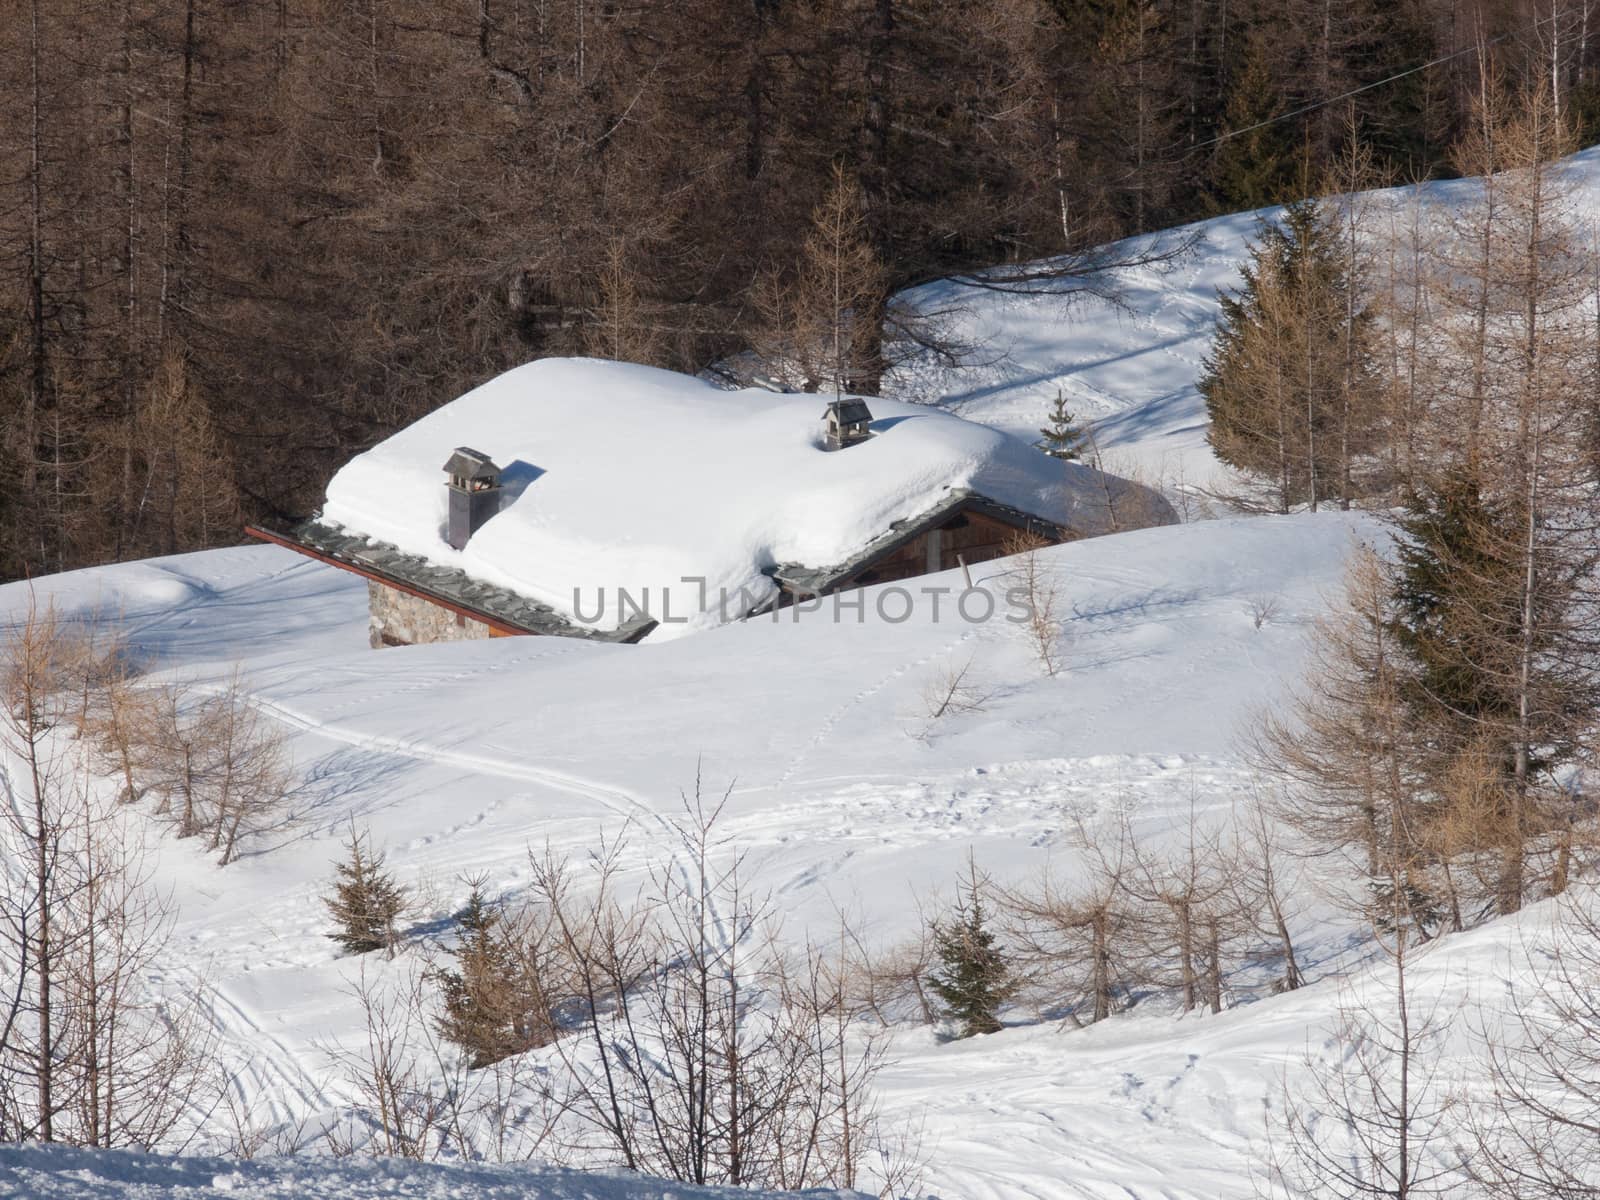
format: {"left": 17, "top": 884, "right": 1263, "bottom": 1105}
{"left": 1246, "top": 591, "right": 1281, "bottom": 629}
{"left": 1002, "top": 529, "right": 1064, "bottom": 677}
{"left": 912, "top": 655, "right": 992, "bottom": 740}
{"left": 324, "top": 823, "right": 408, "bottom": 956}
{"left": 432, "top": 881, "right": 551, "bottom": 1069}
{"left": 127, "top": 668, "right": 292, "bottom": 864}
{"left": 1036, "top": 387, "right": 1087, "bottom": 461}
{"left": 929, "top": 864, "right": 1015, "bottom": 1038}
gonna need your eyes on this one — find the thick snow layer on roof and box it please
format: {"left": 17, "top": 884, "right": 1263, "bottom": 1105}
{"left": 321, "top": 358, "right": 1174, "bottom": 634}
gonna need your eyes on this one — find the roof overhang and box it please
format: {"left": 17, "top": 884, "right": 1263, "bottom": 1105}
{"left": 246, "top": 522, "right": 657, "bottom": 644}
{"left": 770, "top": 488, "right": 1066, "bottom": 597}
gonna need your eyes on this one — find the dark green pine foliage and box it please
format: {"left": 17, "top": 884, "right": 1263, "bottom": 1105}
{"left": 1207, "top": 32, "right": 1300, "bottom": 214}
{"left": 1380, "top": 473, "right": 1533, "bottom": 928}
{"left": 1386, "top": 470, "right": 1582, "bottom": 778}
{"left": 1037, "top": 388, "right": 1087, "bottom": 461}
{"left": 1371, "top": 875, "right": 1446, "bottom": 943}
{"left": 0, "top": 411, "right": 27, "bottom": 584}
{"left": 1359, "top": 4, "right": 1448, "bottom": 181}
{"left": 929, "top": 879, "right": 1015, "bottom": 1039}
{"left": 434, "top": 884, "right": 543, "bottom": 1069}
{"left": 1572, "top": 79, "right": 1600, "bottom": 158}
{"left": 324, "top": 826, "right": 408, "bottom": 956}
{"left": 1389, "top": 472, "right": 1517, "bottom": 732}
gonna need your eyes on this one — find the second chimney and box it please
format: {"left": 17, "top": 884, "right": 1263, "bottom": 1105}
{"left": 442, "top": 447, "right": 502, "bottom": 550}
{"left": 823, "top": 399, "right": 873, "bottom": 450}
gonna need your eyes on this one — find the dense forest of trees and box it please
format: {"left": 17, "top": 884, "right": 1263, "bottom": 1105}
{"left": 0, "top": 0, "right": 1594, "bottom": 582}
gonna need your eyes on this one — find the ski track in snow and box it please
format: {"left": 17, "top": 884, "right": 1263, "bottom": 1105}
{"left": 198, "top": 684, "right": 660, "bottom": 831}
{"left": 202, "top": 977, "right": 329, "bottom": 1132}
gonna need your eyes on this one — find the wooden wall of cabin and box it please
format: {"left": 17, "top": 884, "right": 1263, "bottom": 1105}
{"left": 847, "top": 509, "right": 1062, "bottom": 589}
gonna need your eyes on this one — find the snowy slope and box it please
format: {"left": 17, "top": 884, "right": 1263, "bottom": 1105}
{"left": 887, "top": 217, "right": 1261, "bottom": 496}
{"left": 0, "top": 511, "right": 1390, "bottom": 1198}
{"left": 886, "top": 145, "right": 1600, "bottom": 498}
{"left": 320, "top": 358, "right": 1174, "bottom": 634}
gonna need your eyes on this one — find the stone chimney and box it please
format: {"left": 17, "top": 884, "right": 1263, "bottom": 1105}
{"left": 823, "top": 399, "right": 873, "bottom": 450}
{"left": 442, "top": 447, "right": 502, "bottom": 550}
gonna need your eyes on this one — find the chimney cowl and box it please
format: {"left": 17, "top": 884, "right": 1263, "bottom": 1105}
{"left": 822, "top": 399, "right": 873, "bottom": 450}
{"left": 443, "top": 447, "right": 503, "bottom": 549}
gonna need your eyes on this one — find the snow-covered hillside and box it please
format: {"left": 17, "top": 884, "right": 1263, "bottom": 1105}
{"left": 1, "top": 510, "right": 1386, "bottom": 1199}
{"left": 9, "top": 151, "right": 1600, "bottom": 1199}
{"left": 887, "top": 216, "right": 1259, "bottom": 496}
{"left": 886, "top": 144, "right": 1600, "bottom": 498}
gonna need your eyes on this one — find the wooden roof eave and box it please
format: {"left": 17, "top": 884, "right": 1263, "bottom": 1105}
{"left": 246, "top": 523, "right": 659, "bottom": 644}
{"left": 245, "top": 525, "right": 532, "bottom": 637}
{"left": 770, "top": 489, "right": 1066, "bottom": 597}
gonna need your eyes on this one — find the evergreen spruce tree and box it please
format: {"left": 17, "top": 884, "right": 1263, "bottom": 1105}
{"left": 1207, "top": 33, "right": 1299, "bottom": 214}
{"left": 323, "top": 825, "right": 408, "bottom": 956}
{"left": 929, "top": 870, "right": 1014, "bottom": 1039}
{"left": 1387, "top": 471, "right": 1524, "bottom": 755}
{"left": 1378, "top": 460, "right": 1598, "bottom": 917}
{"left": 1386, "top": 468, "right": 1589, "bottom": 799}
{"left": 1199, "top": 198, "right": 1375, "bottom": 511}
{"left": 433, "top": 882, "right": 546, "bottom": 1068}
{"left": 1037, "top": 388, "right": 1087, "bottom": 461}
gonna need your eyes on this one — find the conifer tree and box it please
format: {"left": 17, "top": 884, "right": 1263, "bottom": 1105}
{"left": 1207, "top": 33, "right": 1298, "bottom": 214}
{"left": 1384, "top": 463, "right": 1597, "bottom": 913}
{"left": 1200, "top": 198, "right": 1376, "bottom": 511}
{"left": 1387, "top": 472, "right": 1529, "bottom": 763}
{"left": 929, "top": 867, "right": 1014, "bottom": 1039}
{"left": 748, "top": 164, "right": 884, "bottom": 394}
{"left": 1380, "top": 87, "right": 1600, "bottom": 914}
{"left": 1037, "top": 388, "right": 1087, "bottom": 461}
{"left": 323, "top": 825, "right": 408, "bottom": 957}
{"left": 433, "top": 881, "right": 547, "bottom": 1069}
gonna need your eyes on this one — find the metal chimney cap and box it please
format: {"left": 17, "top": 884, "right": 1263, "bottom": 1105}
{"left": 822, "top": 399, "right": 873, "bottom": 425}
{"left": 443, "top": 447, "right": 501, "bottom": 484}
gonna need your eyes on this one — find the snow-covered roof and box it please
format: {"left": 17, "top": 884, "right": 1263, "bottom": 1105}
{"left": 319, "top": 358, "right": 1174, "bottom": 635}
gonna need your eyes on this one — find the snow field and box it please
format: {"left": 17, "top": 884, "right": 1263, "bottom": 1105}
{"left": 0, "top": 1143, "right": 863, "bottom": 1200}
{"left": 1, "top": 510, "right": 1392, "bottom": 1198}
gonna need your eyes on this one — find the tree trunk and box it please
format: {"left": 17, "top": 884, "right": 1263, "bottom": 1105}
{"left": 26, "top": 0, "right": 46, "bottom": 507}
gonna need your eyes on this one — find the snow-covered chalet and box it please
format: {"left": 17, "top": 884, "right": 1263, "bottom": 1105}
{"left": 248, "top": 358, "right": 1175, "bottom": 647}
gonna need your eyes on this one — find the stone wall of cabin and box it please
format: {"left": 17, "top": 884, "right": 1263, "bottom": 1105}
{"left": 367, "top": 580, "right": 499, "bottom": 648}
